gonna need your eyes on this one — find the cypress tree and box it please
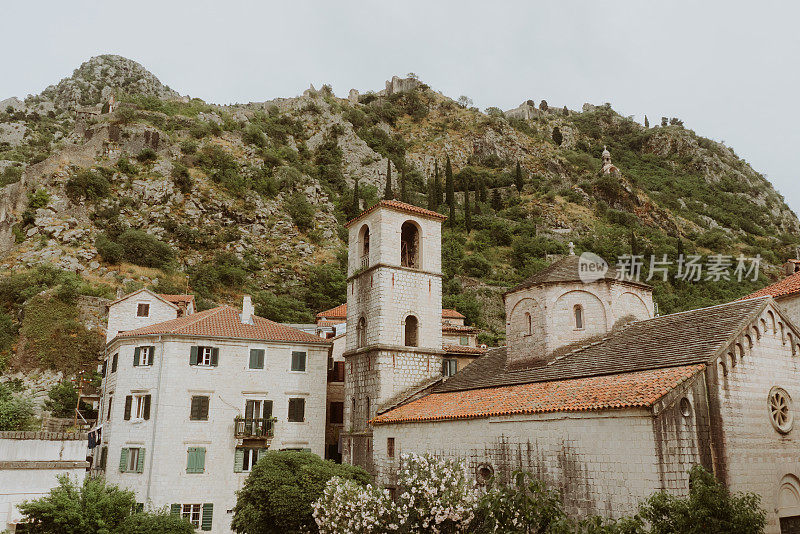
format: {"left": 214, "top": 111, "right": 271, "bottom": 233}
{"left": 434, "top": 160, "right": 442, "bottom": 206}
{"left": 491, "top": 189, "right": 502, "bottom": 211}
{"left": 464, "top": 182, "right": 472, "bottom": 233}
{"left": 383, "top": 159, "right": 393, "bottom": 200}
{"left": 445, "top": 155, "right": 455, "bottom": 226}
{"left": 644, "top": 115, "right": 650, "bottom": 129}
{"left": 427, "top": 177, "right": 436, "bottom": 210}
{"left": 478, "top": 176, "right": 487, "bottom": 203}
{"left": 351, "top": 178, "right": 360, "bottom": 218}
{"left": 400, "top": 168, "right": 407, "bottom": 203}
{"left": 515, "top": 161, "right": 523, "bottom": 193}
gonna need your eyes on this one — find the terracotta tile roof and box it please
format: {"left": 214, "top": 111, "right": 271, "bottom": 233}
{"left": 345, "top": 200, "right": 447, "bottom": 228}
{"left": 442, "top": 324, "right": 477, "bottom": 334}
{"left": 373, "top": 364, "right": 704, "bottom": 425}
{"left": 158, "top": 294, "right": 195, "bottom": 305}
{"left": 507, "top": 254, "right": 650, "bottom": 294}
{"left": 115, "top": 305, "right": 330, "bottom": 345}
{"left": 442, "top": 309, "right": 466, "bottom": 319}
{"left": 317, "top": 320, "right": 341, "bottom": 327}
{"left": 443, "top": 344, "right": 487, "bottom": 355}
{"left": 741, "top": 272, "right": 800, "bottom": 300}
{"left": 316, "top": 303, "right": 348, "bottom": 319}
{"left": 437, "top": 297, "right": 771, "bottom": 392}
{"left": 317, "top": 303, "right": 468, "bottom": 323}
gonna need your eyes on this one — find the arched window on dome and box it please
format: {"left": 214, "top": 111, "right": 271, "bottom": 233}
{"left": 574, "top": 305, "right": 584, "bottom": 330}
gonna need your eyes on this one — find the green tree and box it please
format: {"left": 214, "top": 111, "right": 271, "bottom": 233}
{"left": 44, "top": 382, "right": 91, "bottom": 418}
{"left": 0, "top": 383, "right": 36, "bottom": 431}
{"left": 515, "top": 161, "right": 524, "bottom": 193}
{"left": 491, "top": 189, "right": 503, "bottom": 211}
{"left": 552, "top": 126, "right": 563, "bottom": 146}
{"left": 304, "top": 263, "right": 346, "bottom": 314}
{"left": 116, "top": 230, "right": 175, "bottom": 269}
{"left": 540, "top": 99, "right": 548, "bottom": 111}
{"left": 445, "top": 155, "right": 455, "bottom": 225}
{"left": 350, "top": 178, "right": 360, "bottom": 219}
{"left": 117, "top": 509, "right": 195, "bottom": 534}
{"left": 18, "top": 475, "right": 137, "bottom": 534}
{"left": 400, "top": 168, "right": 407, "bottom": 203}
{"left": 464, "top": 181, "right": 472, "bottom": 233}
{"left": 285, "top": 192, "right": 316, "bottom": 232}
{"left": 232, "top": 451, "right": 370, "bottom": 534}
{"left": 434, "top": 159, "right": 443, "bottom": 206}
{"left": 644, "top": 115, "right": 650, "bottom": 128}
{"left": 427, "top": 176, "right": 436, "bottom": 210}
{"left": 253, "top": 291, "right": 314, "bottom": 323}
{"left": 639, "top": 465, "right": 766, "bottom": 534}
{"left": 383, "top": 159, "right": 393, "bottom": 200}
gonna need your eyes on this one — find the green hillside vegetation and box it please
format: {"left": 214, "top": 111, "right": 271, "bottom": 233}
{"left": 0, "top": 57, "right": 797, "bottom": 359}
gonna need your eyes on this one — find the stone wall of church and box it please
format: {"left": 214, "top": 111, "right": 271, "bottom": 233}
{"left": 504, "top": 280, "right": 653, "bottom": 367}
{"left": 712, "top": 304, "right": 800, "bottom": 534}
{"left": 372, "top": 409, "right": 662, "bottom": 519}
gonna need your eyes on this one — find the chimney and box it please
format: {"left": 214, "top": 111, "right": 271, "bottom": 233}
{"left": 241, "top": 295, "right": 254, "bottom": 325}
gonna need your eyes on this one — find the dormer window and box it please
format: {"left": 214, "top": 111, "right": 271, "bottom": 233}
{"left": 137, "top": 303, "right": 150, "bottom": 317}
{"left": 574, "top": 305, "right": 584, "bottom": 329}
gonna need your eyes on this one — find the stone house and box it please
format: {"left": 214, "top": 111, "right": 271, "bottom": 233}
{"left": 99, "top": 294, "right": 330, "bottom": 533}
{"left": 0, "top": 431, "right": 88, "bottom": 532}
{"left": 341, "top": 200, "right": 800, "bottom": 534}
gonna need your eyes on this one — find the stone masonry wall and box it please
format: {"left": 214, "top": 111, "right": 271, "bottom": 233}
{"left": 373, "top": 409, "right": 662, "bottom": 519}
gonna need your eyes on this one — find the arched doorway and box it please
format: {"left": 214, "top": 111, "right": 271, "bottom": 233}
{"left": 404, "top": 315, "right": 419, "bottom": 347}
{"left": 778, "top": 474, "right": 800, "bottom": 533}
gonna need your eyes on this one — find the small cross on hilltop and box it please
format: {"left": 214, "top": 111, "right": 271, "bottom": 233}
{"left": 568, "top": 242, "right": 575, "bottom": 255}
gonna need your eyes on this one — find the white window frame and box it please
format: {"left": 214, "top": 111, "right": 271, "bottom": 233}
{"left": 139, "top": 346, "right": 153, "bottom": 366}
{"left": 126, "top": 447, "right": 140, "bottom": 472}
{"left": 182, "top": 504, "right": 202, "bottom": 528}
{"left": 136, "top": 303, "right": 150, "bottom": 317}
{"left": 443, "top": 358, "right": 458, "bottom": 377}
{"left": 199, "top": 347, "right": 213, "bottom": 366}
{"left": 132, "top": 393, "right": 147, "bottom": 421}
{"left": 242, "top": 448, "right": 260, "bottom": 472}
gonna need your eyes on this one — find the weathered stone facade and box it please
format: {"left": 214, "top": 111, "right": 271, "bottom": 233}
{"left": 342, "top": 202, "right": 445, "bottom": 473}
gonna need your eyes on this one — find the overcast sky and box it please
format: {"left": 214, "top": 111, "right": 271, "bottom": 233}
{"left": 3, "top": 1, "right": 799, "bottom": 215}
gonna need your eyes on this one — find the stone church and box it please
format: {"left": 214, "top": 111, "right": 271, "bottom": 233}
{"left": 342, "top": 199, "right": 800, "bottom": 534}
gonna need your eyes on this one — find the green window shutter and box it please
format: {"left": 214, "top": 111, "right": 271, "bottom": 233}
{"left": 136, "top": 448, "right": 145, "bottom": 473}
{"left": 197, "top": 447, "right": 206, "bottom": 472}
{"left": 263, "top": 400, "right": 273, "bottom": 420}
{"left": 257, "top": 350, "right": 264, "bottom": 368}
{"left": 186, "top": 447, "right": 195, "bottom": 473}
{"left": 170, "top": 503, "right": 181, "bottom": 516}
{"left": 149, "top": 346, "right": 156, "bottom": 365}
{"left": 291, "top": 351, "right": 306, "bottom": 371}
{"left": 190, "top": 397, "right": 199, "bottom": 420}
{"left": 190, "top": 346, "right": 199, "bottom": 366}
{"left": 99, "top": 446, "right": 108, "bottom": 469}
{"left": 234, "top": 448, "right": 244, "bottom": 473}
{"left": 119, "top": 448, "right": 128, "bottom": 472}
{"left": 124, "top": 396, "right": 132, "bottom": 420}
{"left": 200, "top": 397, "right": 209, "bottom": 420}
{"left": 143, "top": 395, "right": 151, "bottom": 420}
{"left": 133, "top": 347, "right": 140, "bottom": 366}
{"left": 201, "top": 503, "right": 213, "bottom": 531}
{"left": 211, "top": 347, "right": 219, "bottom": 367}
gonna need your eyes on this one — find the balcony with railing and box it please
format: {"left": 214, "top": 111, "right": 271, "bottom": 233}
{"left": 360, "top": 255, "right": 369, "bottom": 268}
{"left": 234, "top": 417, "right": 275, "bottom": 439}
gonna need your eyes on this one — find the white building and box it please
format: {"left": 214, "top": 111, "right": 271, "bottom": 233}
{"left": 99, "top": 294, "right": 331, "bottom": 533}
{"left": 0, "top": 431, "right": 88, "bottom": 532}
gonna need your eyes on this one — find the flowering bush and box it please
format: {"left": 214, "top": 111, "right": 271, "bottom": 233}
{"left": 314, "top": 453, "right": 479, "bottom": 534}
{"left": 313, "top": 477, "right": 402, "bottom": 533}
{"left": 397, "top": 453, "right": 479, "bottom": 533}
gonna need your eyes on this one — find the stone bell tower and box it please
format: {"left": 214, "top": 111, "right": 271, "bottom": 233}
{"left": 342, "top": 200, "right": 446, "bottom": 473}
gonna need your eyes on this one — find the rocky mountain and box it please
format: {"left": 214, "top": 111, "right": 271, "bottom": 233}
{"left": 0, "top": 55, "right": 797, "bottom": 379}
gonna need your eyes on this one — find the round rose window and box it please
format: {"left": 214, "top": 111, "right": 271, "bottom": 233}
{"left": 769, "top": 387, "right": 794, "bottom": 434}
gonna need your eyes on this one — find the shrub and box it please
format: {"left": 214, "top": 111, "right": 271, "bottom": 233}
{"left": 639, "top": 465, "right": 766, "bottom": 534}
{"left": 304, "top": 263, "right": 346, "bottom": 315}
{"left": 232, "top": 451, "right": 370, "bottom": 534}
{"left": 253, "top": 291, "right": 314, "bottom": 323}
{"left": 180, "top": 139, "right": 198, "bottom": 154}
{"left": 96, "top": 233, "right": 125, "bottom": 264}
{"left": 0, "top": 165, "right": 23, "bottom": 186}
{"left": 44, "top": 382, "right": 91, "bottom": 418}
{"left": 171, "top": 162, "right": 192, "bottom": 194}
{"left": 462, "top": 253, "right": 491, "bottom": 277}
{"left": 188, "top": 253, "right": 248, "bottom": 294}
{"left": 28, "top": 189, "right": 50, "bottom": 210}
{"left": 65, "top": 169, "right": 111, "bottom": 201}
{"left": 116, "top": 229, "right": 174, "bottom": 269}
{"left": 0, "top": 383, "right": 36, "bottom": 431}
{"left": 116, "top": 156, "right": 138, "bottom": 175}
{"left": 136, "top": 148, "right": 157, "bottom": 163}
{"left": 285, "top": 192, "right": 315, "bottom": 232}
{"left": 116, "top": 510, "right": 195, "bottom": 534}
{"left": 314, "top": 477, "right": 401, "bottom": 534}
{"left": 552, "top": 126, "right": 563, "bottom": 145}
